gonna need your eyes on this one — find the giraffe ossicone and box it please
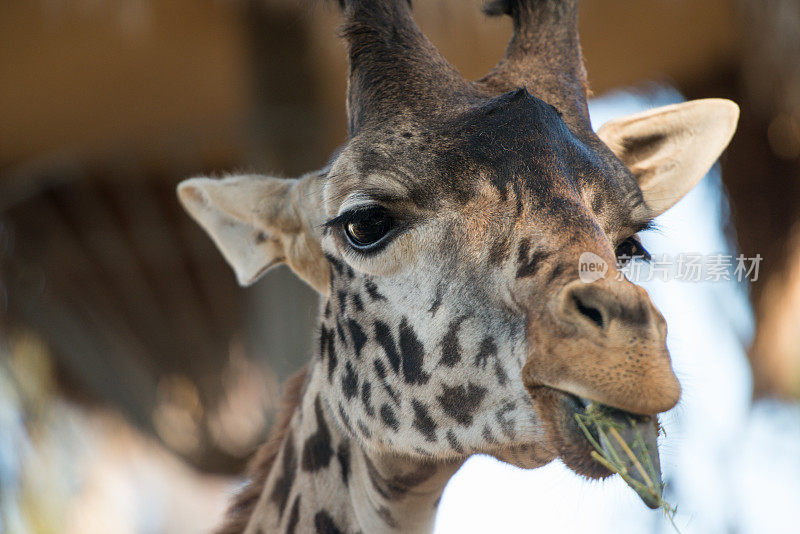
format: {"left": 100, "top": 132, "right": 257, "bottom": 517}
{"left": 178, "top": 1, "right": 739, "bottom": 531}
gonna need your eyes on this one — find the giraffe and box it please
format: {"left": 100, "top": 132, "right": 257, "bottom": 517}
{"left": 177, "top": 0, "right": 739, "bottom": 532}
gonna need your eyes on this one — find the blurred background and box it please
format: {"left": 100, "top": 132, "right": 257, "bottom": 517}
{"left": 1, "top": 0, "right": 799, "bottom": 532}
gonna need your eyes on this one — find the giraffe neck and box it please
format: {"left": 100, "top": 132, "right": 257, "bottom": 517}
{"left": 244, "top": 366, "right": 462, "bottom": 534}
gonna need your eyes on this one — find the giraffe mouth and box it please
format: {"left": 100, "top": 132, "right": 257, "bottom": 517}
{"left": 575, "top": 398, "right": 664, "bottom": 508}
{"left": 571, "top": 397, "right": 665, "bottom": 509}
{"left": 530, "top": 387, "right": 665, "bottom": 509}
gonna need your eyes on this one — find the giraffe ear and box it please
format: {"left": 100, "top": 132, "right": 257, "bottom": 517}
{"left": 597, "top": 98, "right": 739, "bottom": 217}
{"left": 177, "top": 172, "right": 330, "bottom": 293}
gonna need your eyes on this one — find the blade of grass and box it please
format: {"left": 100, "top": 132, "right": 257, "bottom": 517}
{"left": 608, "top": 426, "right": 655, "bottom": 489}
{"left": 574, "top": 405, "right": 681, "bottom": 533}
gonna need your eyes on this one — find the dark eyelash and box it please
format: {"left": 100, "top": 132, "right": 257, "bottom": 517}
{"left": 323, "top": 206, "right": 387, "bottom": 229}
{"left": 635, "top": 220, "right": 659, "bottom": 233}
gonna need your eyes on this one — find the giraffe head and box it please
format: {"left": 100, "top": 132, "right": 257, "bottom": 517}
{"left": 178, "top": 0, "right": 738, "bottom": 482}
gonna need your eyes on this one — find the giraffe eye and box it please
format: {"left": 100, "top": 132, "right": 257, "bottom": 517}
{"left": 342, "top": 208, "right": 394, "bottom": 249}
{"left": 615, "top": 236, "right": 650, "bottom": 265}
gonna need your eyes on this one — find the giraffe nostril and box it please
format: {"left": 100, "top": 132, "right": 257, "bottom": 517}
{"left": 573, "top": 295, "right": 605, "bottom": 329}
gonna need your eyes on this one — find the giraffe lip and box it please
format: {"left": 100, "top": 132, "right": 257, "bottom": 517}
{"left": 526, "top": 386, "right": 612, "bottom": 476}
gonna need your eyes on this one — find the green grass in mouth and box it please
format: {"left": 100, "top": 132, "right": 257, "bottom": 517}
{"left": 574, "top": 403, "right": 680, "bottom": 532}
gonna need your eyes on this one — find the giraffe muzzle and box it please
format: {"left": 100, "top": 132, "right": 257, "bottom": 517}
{"left": 519, "top": 273, "right": 680, "bottom": 503}
{"left": 523, "top": 277, "right": 681, "bottom": 416}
